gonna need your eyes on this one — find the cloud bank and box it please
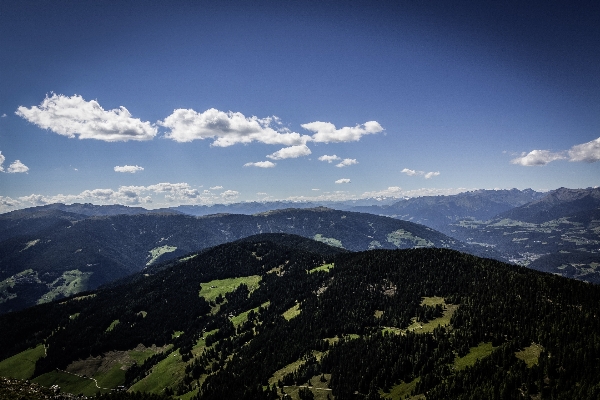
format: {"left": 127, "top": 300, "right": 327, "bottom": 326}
{"left": 16, "top": 94, "right": 157, "bottom": 141}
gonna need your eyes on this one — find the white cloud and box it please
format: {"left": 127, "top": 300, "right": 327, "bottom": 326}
{"left": 114, "top": 165, "right": 144, "bottom": 173}
{"left": 336, "top": 158, "right": 358, "bottom": 168}
{"left": 160, "top": 108, "right": 310, "bottom": 147}
{"left": 160, "top": 109, "right": 384, "bottom": 146}
{"left": 244, "top": 161, "right": 276, "bottom": 168}
{"left": 16, "top": 94, "right": 157, "bottom": 141}
{"left": 221, "top": 190, "right": 240, "bottom": 200}
{"left": 318, "top": 155, "right": 341, "bottom": 163}
{"left": 7, "top": 160, "right": 29, "bottom": 173}
{"left": 568, "top": 137, "right": 600, "bottom": 163}
{"left": 267, "top": 144, "right": 312, "bottom": 160}
{"left": 210, "top": 186, "right": 224, "bottom": 190}
{"left": 257, "top": 192, "right": 268, "bottom": 196}
{"left": 401, "top": 168, "right": 440, "bottom": 179}
{"left": 335, "top": 178, "right": 351, "bottom": 184}
{"left": 424, "top": 171, "right": 440, "bottom": 179}
{"left": 361, "top": 186, "right": 403, "bottom": 198}
{"left": 0, "top": 151, "right": 29, "bottom": 173}
{"left": 1, "top": 114, "right": 6, "bottom": 118}
{"left": 301, "top": 120, "right": 383, "bottom": 143}
{"left": 312, "top": 188, "right": 320, "bottom": 191}
{"left": 510, "top": 150, "right": 566, "bottom": 166}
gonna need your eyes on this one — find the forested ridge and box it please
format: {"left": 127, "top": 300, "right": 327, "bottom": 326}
{"left": 1, "top": 234, "right": 599, "bottom": 399}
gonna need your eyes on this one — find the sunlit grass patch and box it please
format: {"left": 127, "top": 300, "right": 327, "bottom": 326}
{"left": 283, "top": 303, "right": 301, "bottom": 320}
{"left": 380, "top": 377, "right": 423, "bottom": 400}
{"left": 231, "top": 301, "right": 270, "bottom": 327}
{"left": 453, "top": 342, "right": 495, "bottom": 371}
{"left": 515, "top": 343, "right": 544, "bottom": 367}
{"left": 33, "top": 370, "right": 109, "bottom": 396}
{"left": 0, "top": 344, "right": 45, "bottom": 380}
{"left": 308, "top": 263, "right": 334, "bottom": 274}
{"left": 199, "top": 276, "right": 261, "bottom": 301}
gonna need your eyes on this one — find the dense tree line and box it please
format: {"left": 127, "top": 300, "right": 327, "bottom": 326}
{"left": 2, "top": 235, "right": 600, "bottom": 399}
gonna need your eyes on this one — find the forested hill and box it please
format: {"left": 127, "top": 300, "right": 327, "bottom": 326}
{"left": 0, "top": 207, "right": 496, "bottom": 314}
{"left": 1, "top": 234, "right": 599, "bottom": 399}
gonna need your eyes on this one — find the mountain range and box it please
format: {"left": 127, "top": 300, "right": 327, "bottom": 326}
{"left": 1, "top": 234, "right": 599, "bottom": 399}
{"left": 0, "top": 207, "right": 493, "bottom": 314}
{"left": 1, "top": 187, "right": 598, "bottom": 315}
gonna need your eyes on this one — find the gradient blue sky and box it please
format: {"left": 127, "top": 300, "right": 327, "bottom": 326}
{"left": 1, "top": 0, "right": 599, "bottom": 211}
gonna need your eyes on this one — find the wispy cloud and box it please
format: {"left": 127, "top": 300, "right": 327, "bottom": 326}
{"left": 318, "top": 155, "right": 341, "bottom": 163}
{"left": 301, "top": 121, "right": 383, "bottom": 143}
{"left": 210, "top": 186, "right": 224, "bottom": 190}
{"left": 335, "top": 178, "right": 351, "bottom": 184}
{"left": 336, "top": 158, "right": 358, "bottom": 168}
{"left": 243, "top": 161, "right": 276, "bottom": 168}
{"left": 361, "top": 186, "right": 403, "bottom": 198}
{"left": 267, "top": 144, "right": 311, "bottom": 160}
{"left": 114, "top": 165, "right": 144, "bottom": 173}
{"left": 221, "top": 190, "right": 240, "bottom": 200}
{"left": 16, "top": 94, "right": 157, "bottom": 141}
{"left": 401, "top": 168, "right": 440, "bottom": 179}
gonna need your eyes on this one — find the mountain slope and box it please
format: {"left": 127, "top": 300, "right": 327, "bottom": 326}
{"left": 350, "top": 188, "right": 544, "bottom": 233}
{"left": 496, "top": 187, "right": 600, "bottom": 223}
{"left": 1, "top": 235, "right": 599, "bottom": 399}
{"left": 0, "top": 207, "right": 492, "bottom": 314}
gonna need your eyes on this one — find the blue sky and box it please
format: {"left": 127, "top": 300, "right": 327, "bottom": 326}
{"left": 1, "top": 0, "right": 599, "bottom": 211}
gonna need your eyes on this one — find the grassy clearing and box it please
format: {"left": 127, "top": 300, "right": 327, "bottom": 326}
{"left": 129, "top": 348, "right": 158, "bottom": 365}
{"left": 146, "top": 245, "right": 178, "bottom": 266}
{"left": 383, "top": 297, "right": 458, "bottom": 335}
{"left": 94, "top": 363, "right": 126, "bottom": 388}
{"left": 199, "top": 276, "right": 261, "bottom": 301}
{"left": 313, "top": 234, "right": 344, "bottom": 249}
{"left": 454, "top": 342, "right": 495, "bottom": 371}
{"left": 280, "top": 374, "right": 333, "bottom": 400}
{"left": 308, "top": 263, "right": 334, "bottom": 274}
{"left": 0, "top": 344, "right": 45, "bottom": 379}
{"left": 1, "top": 269, "right": 39, "bottom": 305}
{"left": 515, "top": 343, "right": 544, "bottom": 367}
{"left": 231, "top": 301, "right": 270, "bottom": 327}
{"left": 283, "top": 303, "right": 301, "bottom": 320}
{"left": 380, "top": 377, "right": 423, "bottom": 400}
{"left": 128, "top": 349, "right": 185, "bottom": 394}
{"left": 33, "top": 370, "right": 109, "bottom": 396}
{"left": 387, "top": 229, "right": 433, "bottom": 248}
{"left": 38, "top": 270, "right": 93, "bottom": 305}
